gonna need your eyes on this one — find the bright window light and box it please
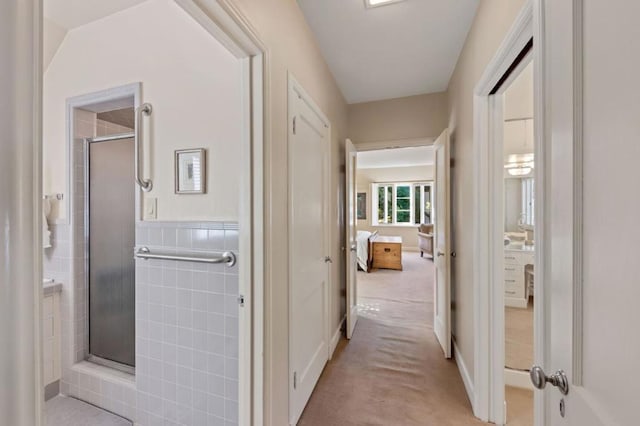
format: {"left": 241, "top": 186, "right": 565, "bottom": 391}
{"left": 365, "top": 0, "right": 406, "bottom": 9}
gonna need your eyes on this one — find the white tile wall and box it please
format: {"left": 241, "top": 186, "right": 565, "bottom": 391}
{"left": 135, "top": 222, "right": 239, "bottom": 426}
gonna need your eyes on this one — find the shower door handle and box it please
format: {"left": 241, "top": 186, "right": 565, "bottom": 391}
{"left": 135, "top": 103, "right": 153, "bottom": 192}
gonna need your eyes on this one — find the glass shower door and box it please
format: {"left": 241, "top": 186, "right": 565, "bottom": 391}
{"left": 88, "top": 137, "right": 136, "bottom": 368}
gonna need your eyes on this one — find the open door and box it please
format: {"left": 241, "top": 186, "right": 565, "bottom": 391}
{"left": 537, "top": 2, "right": 640, "bottom": 424}
{"left": 433, "top": 129, "right": 452, "bottom": 358}
{"left": 345, "top": 139, "right": 358, "bottom": 339}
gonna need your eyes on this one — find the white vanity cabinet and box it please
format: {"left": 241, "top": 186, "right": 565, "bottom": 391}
{"left": 504, "top": 246, "right": 535, "bottom": 308}
{"left": 43, "top": 286, "right": 62, "bottom": 385}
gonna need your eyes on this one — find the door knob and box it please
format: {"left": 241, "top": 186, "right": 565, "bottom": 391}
{"left": 437, "top": 251, "right": 445, "bottom": 257}
{"left": 350, "top": 245, "right": 357, "bottom": 252}
{"left": 530, "top": 366, "right": 569, "bottom": 395}
{"left": 324, "top": 256, "right": 333, "bottom": 263}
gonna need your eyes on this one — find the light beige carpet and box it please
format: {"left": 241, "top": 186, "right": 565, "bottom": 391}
{"left": 505, "top": 301, "right": 534, "bottom": 371}
{"left": 298, "top": 252, "right": 484, "bottom": 426}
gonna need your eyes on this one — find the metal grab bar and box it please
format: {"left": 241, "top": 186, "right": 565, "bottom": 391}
{"left": 135, "top": 246, "right": 236, "bottom": 267}
{"left": 135, "top": 103, "right": 153, "bottom": 192}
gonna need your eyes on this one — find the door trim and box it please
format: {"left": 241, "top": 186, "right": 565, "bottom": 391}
{"left": 471, "top": 1, "right": 546, "bottom": 424}
{"left": 287, "top": 73, "right": 332, "bottom": 425}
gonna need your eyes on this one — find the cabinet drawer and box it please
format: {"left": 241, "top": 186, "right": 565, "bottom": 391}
{"left": 505, "top": 287, "right": 525, "bottom": 299}
{"left": 505, "top": 279, "right": 525, "bottom": 298}
{"left": 504, "top": 253, "right": 522, "bottom": 265}
{"left": 504, "top": 264, "right": 523, "bottom": 276}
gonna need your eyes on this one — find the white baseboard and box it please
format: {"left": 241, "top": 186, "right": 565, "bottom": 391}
{"left": 504, "top": 368, "right": 534, "bottom": 390}
{"left": 329, "top": 316, "right": 345, "bottom": 359}
{"left": 453, "top": 341, "right": 475, "bottom": 411}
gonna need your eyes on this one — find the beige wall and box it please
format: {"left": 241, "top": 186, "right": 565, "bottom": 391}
{"left": 356, "top": 165, "right": 434, "bottom": 251}
{"left": 446, "top": 0, "right": 528, "bottom": 378}
{"left": 348, "top": 92, "right": 448, "bottom": 144}
{"left": 230, "top": 0, "right": 349, "bottom": 424}
{"left": 44, "top": 0, "right": 243, "bottom": 222}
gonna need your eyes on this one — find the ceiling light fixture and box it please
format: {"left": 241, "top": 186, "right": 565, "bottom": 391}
{"left": 504, "top": 160, "right": 534, "bottom": 176}
{"left": 365, "top": 0, "right": 406, "bottom": 9}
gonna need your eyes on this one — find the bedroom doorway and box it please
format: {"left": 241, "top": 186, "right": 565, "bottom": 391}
{"left": 347, "top": 142, "right": 438, "bottom": 340}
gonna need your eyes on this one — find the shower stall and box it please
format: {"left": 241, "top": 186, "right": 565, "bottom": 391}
{"left": 85, "top": 132, "right": 136, "bottom": 369}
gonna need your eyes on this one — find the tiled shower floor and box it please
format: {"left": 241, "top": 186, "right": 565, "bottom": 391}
{"left": 45, "top": 395, "right": 132, "bottom": 426}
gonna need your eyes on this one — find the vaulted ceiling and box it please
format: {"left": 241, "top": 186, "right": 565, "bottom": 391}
{"left": 297, "top": 0, "right": 479, "bottom": 104}
{"left": 44, "top": 0, "right": 148, "bottom": 29}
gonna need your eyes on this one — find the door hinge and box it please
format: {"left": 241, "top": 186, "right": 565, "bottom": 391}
{"left": 293, "top": 371, "right": 297, "bottom": 389}
{"left": 293, "top": 116, "right": 297, "bottom": 135}
{"left": 238, "top": 295, "right": 245, "bottom": 307}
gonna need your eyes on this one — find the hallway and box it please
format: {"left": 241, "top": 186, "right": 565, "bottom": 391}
{"left": 298, "top": 252, "right": 482, "bottom": 426}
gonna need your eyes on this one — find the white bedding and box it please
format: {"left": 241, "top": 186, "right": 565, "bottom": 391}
{"left": 356, "top": 230, "right": 371, "bottom": 271}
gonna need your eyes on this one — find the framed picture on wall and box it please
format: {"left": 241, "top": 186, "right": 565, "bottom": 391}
{"left": 357, "top": 192, "right": 367, "bottom": 220}
{"left": 175, "top": 148, "right": 206, "bottom": 194}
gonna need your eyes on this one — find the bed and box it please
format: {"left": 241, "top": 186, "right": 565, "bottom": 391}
{"left": 356, "top": 230, "right": 378, "bottom": 272}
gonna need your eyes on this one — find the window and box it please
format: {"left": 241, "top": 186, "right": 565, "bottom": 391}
{"left": 373, "top": 182, "right": 433, "bottom": 226}
{"left": 414, "top": 184, "right": 433, "bottom": 225}
{"left": 521, "top": 178, "right": 534, "bottom": 227}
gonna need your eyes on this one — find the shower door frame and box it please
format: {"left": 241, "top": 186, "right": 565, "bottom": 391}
{"left": 84, "top": 130, "right": 137, "bottom": 375}
{"left": 66, "top": 83, "right": 142, "bottom": 377}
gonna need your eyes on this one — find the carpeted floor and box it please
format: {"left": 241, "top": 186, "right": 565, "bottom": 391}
{"left": 298, "top": 251, "right": 484, "bottom": 426}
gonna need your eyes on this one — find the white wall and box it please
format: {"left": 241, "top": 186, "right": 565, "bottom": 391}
{"left": 43, "top": 18, "right": 67, "bottom": 71}
{"left": 43, "top": 0, "right": 243, "bottom": 222}
{"left": 356, "top": 165, "right": 434, "bottom": 251}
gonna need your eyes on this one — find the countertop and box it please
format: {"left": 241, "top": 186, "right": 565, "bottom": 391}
{"left": 43, "top": 279, "right": 62, "bottom": 296}
{"left": 504, "top": 243, "right": 535, "bottom": 253}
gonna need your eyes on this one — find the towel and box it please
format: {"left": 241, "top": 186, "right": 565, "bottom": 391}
{"left": 43, "top": 198, "right": 51, "bottom": 249}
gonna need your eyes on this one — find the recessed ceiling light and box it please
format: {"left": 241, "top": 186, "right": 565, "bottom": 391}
{"left": 365, "top": 0, "right": 406, "bottom": 9}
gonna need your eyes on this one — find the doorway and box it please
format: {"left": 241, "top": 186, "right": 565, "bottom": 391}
{"left": 501, "top": 60, "right": 535, "bottom": 425}
{"left": 472, "top": 2, "right": 544, "bottom": 424}
{"left": 86, "top": 117, "right": 136, "bottom": 371}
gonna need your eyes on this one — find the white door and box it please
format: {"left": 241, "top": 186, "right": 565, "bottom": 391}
{"left": 540, "top": 1, "right": 640, "bottom": 424}
{"left": 433, "top": 129, "right": 452, "bottom": 358}
{"left": 288, "top": 78, "right": 330, "bottom": 425}
{"left": 345, "top": 139, "right": 359, "bottom": 339}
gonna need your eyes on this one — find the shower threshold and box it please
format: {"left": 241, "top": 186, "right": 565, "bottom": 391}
{"left": 87, "top": 354, "right": 135, "bottom": 376}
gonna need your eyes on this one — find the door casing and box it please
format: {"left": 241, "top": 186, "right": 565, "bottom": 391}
{"left": 471, "top": 0, "right": 546, "bottom": 424}
{"left": 345, "top": 139, "right": 358, "bottom": 339}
